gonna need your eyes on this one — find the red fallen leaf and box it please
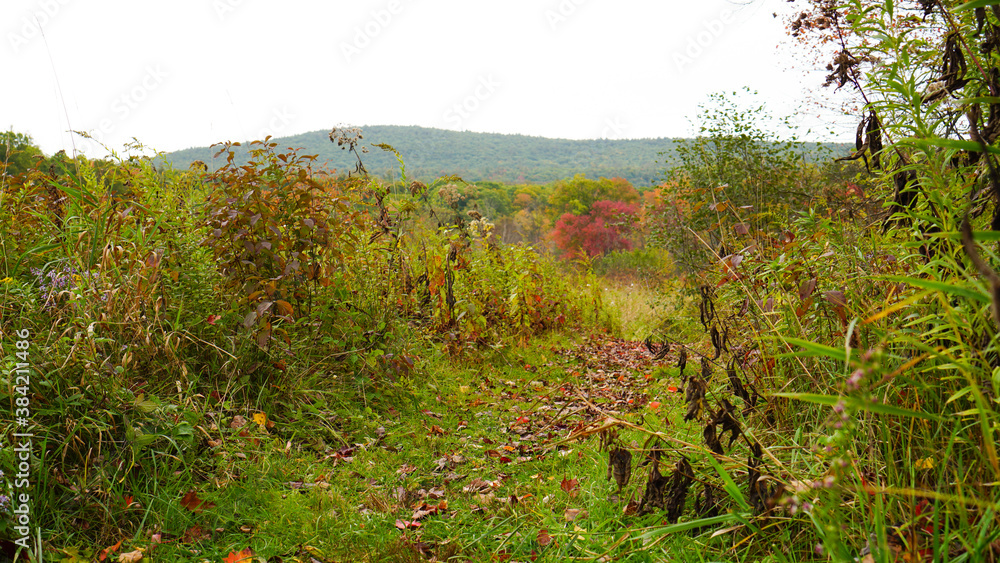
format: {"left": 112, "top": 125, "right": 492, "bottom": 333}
{"left": 179, "top": 490, "right": 215, "bottom": 513}
{"left": 224, "top": 548, "right": 256, "bottom": 563}
{"left": 206, "top": 314, "right": 220, "bottom": 325}
{"left": 181, "top": 524, "right": 211, "bottom": 543}
{"left": 499, "top": 456, "right": 512, "bottom": 463}
{"left": 395, "top": 519, "right": 422, "bottom": 530}
{"left": 667, "top": 386, "right": 679, "bottom": 393}
{"left": 648, "top": 401, "right": 661, "bottom": 410}
{"left": 536, "top": 529, "right": 553, "bottom": 547}
{"left": 122, "top": 495, "right": 134, "bottom": 508}
{"left": 98, "top": 538, "right": 123, "bottom": 561}
{"left": 560, "top": 477, "right": 579, "bottom": 497}
{"left": 515, "top": 416, "right": 530, "bottom": 424}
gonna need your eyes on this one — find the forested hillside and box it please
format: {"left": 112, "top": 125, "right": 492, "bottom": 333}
{"left": 163, "top": 125, "right": 845, "bottom": 186}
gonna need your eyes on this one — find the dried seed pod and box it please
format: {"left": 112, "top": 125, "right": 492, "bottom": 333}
{"left": 665, "top": 458, "right": 694, "bottom": 523}
{"left": 608, "top": 448, "right": 633, "bottom": 492}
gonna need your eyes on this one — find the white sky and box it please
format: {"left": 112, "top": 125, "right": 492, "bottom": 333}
{"left": 2, "top": 0, "right": 847, "bottom": 158}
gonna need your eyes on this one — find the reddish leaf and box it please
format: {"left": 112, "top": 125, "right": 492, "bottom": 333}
{"left": 560, "top": 477, "right": 579, "bottom": 497}
{"left": 98, "top": 538, "right": 123, "bottom": 561}
{"left": 224, "top": 548, "right": 256, "bottom": 563}
{"left": 536, "top": 528, "right": 553, "bottom": 547}
{"left": 823, "top": 290, "right": 849, "bottom": 324}
{"left": 395, "top": 519, "right": 422, "bottom": 530}
{"left": 179, "top": 490, "right": 215, "bottom": 513}
{"left": 799, "top": 277, "right": 817, "bottom": 300}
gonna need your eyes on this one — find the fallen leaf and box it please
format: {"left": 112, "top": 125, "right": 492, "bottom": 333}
{"left": 98, "top": 538, "right": 123, "bottom": 561}
{"left": 564, "top": 508, "right": 587, "bottom": 521}
{"left": 118, "top": 549, "right": 143, "bottom": 563}
{"left": 560, "top": 477, "right": 580, "bottom": 497}
{"left": 395, "top": 519, "right": 421, "bottom": 530}
{"left": 537, "top": 528, "right": 553, "bottom": 547}
{"left": 223, "top": 548, "right": 256, "bottom": 563}
{"left": 179, "top": 490, "right": 215, "bottom": 513}
{"left": 252, "top": 412, "right": 267, "bottom": 427}
{"left": 648, "top": 401, "right": 661, "bottom": 410}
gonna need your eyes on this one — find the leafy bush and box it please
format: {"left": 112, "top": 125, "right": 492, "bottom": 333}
{"left": 551, "top": 200, "right": 638, "bottom": 259}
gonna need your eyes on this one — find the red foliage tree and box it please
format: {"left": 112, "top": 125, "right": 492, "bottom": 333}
{"left": 551, "top": 199, "right": 638, "bottom": 259}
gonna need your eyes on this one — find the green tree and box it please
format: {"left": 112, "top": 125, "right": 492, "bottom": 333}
{"left": 1, "top": 131, "right": 43, "bottom": 176}
{"left": 547, "top": 174, "right": 639, "bottom": 217}
{"left": 651, "top": 90, "right": 817, "bottom": 271}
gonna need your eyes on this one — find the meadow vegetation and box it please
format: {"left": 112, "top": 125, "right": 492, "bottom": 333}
{"left": 3, "top": 1, "right": 1000, "bottom": 561}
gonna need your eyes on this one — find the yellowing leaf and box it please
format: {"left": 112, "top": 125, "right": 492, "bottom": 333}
{"left": 915, "top": 457, "right": 935, "bottom": 470}
{"left": 253, "top": 412, "right": 267, "bottom": 427}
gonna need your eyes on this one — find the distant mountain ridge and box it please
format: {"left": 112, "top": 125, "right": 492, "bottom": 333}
{"left": 162, "top": 125, "right": 846, "bottom": 186}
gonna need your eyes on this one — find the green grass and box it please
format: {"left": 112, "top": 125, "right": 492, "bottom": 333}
{"left": 30, "top": 322, "right": 822, "bottom": 563}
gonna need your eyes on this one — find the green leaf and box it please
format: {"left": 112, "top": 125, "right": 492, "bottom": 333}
{"left": 639, "top": 513, "right": 741, "bottom": 540}
{"left": 704, "top": 455, "right": 750, "bottom": 511}
{"left": 773, "top": 393, "right": 943, "bottom": 421}
{"left": 955, "top": 0, "right": 1000, "bottom": 10}
{"left": 778, "top": 337, "right": 850, "bottom": 364}
{"left": 884, "top": 275, "right": 990, "bottom": 304}
{"left": 907, "top": 137, "right": 1000, "bottom": 156}
{"left": 930, "top": 230, "right": 1000, "bottom": 242}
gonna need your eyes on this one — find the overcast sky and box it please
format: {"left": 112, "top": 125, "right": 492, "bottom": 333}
{"left": 3, "top": 0, "right": 845, "bottom": 158}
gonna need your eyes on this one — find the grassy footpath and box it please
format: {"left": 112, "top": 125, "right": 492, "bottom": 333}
{"left": 48, "top": 331, "right": 716, "bottom": 563}
{"left": 30, "top": 270, "right": 752, "bottom": 563}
